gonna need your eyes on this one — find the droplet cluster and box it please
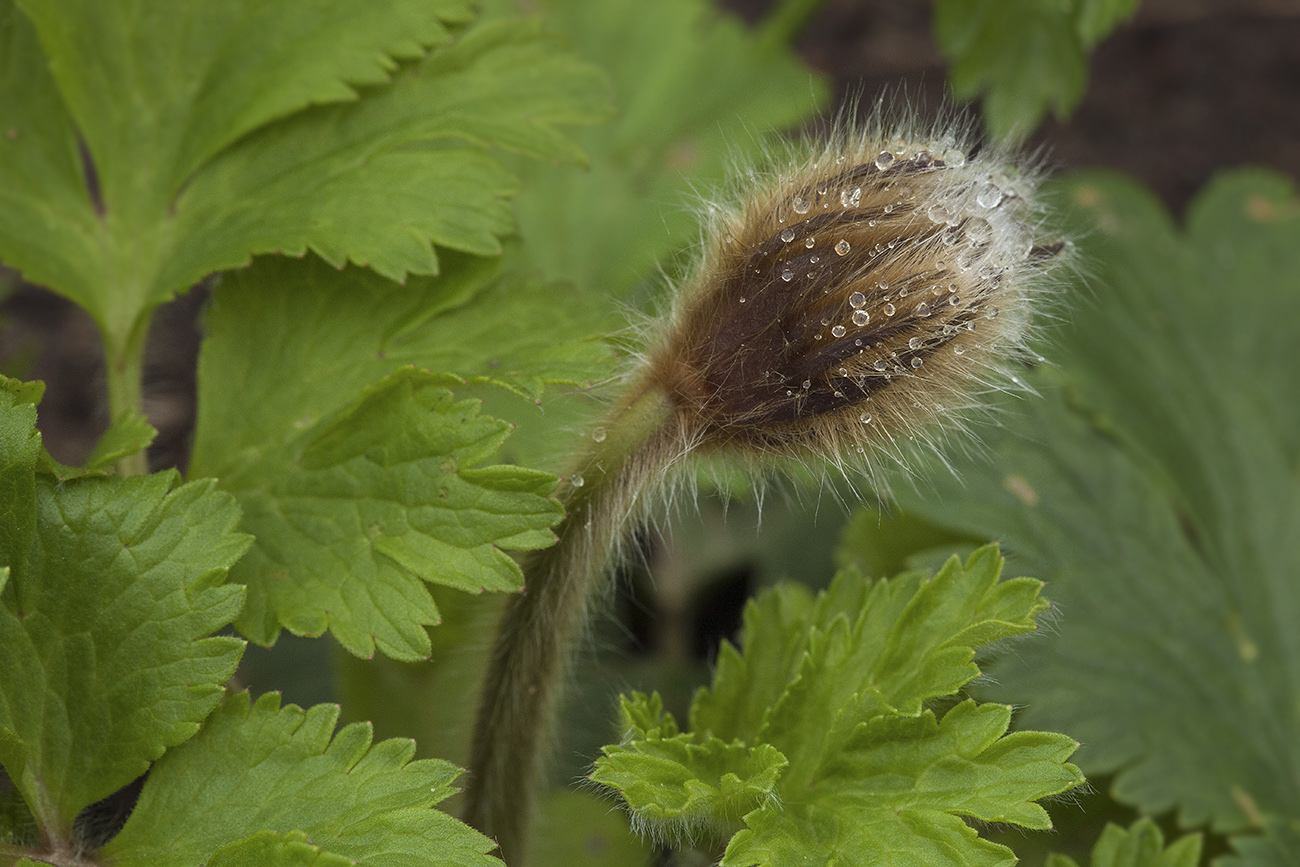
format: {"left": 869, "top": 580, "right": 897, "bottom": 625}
{"left": 645, "top": 111, "right": 1066, "bottom": 460}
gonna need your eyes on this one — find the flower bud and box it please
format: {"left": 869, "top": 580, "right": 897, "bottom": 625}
{"left": 644, "top": 120, "right": 1065, "bottom": 467}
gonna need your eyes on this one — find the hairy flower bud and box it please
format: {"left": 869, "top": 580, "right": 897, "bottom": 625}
{"left": 647, "top": 119, "right": 1065, "bottom": 464}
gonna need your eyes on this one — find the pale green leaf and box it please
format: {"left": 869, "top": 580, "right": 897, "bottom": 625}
{"left": 1223, "top": 815, "right": 1300, "bottom": 867}
{"left": 104, "top": 691, "right": 499, "bottom": 867}
{"left": 2, "top": 2, "right": 607, "bottom": 347}
{"left": 892, "top": 170, "right": 1300, "bottom": 832}
{"left": 487, "top": 0, "right": 827, "bottom": 298}
{"left": 935, "top": 0, "right": 1088, "bottom": 140}
{"left": 1049, "top": 819, "right": 1203, "bottom": 867}
{"left": 0, "top": 390, "right": 249, "bottom": 837}
{"left": 189, "top": 254, "right": 612, "bottom": 660}
{"left": 85, "top": 411, "right": 157, "bottom": 471}
{"left": 206, "top": 830, "right": 354, "bottom": 867}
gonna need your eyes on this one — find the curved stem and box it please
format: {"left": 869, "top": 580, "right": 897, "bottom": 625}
{"left": 463, "top": 378, "right": 680, "bottom": 865}
{"left": 104, "top": 312, "right": 151, "bottom": 476}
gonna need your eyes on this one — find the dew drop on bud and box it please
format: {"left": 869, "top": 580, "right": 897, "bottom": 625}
{"left": 873, "top": 360, "right": 888, "bottom": 372}
{"left": 805, "top": 236, "right": 815, "bottom": 248}
{"left": 954, "top": 346, "right": 966, "bottom": 355}
{"left": 781, "top": 268, "right": 794, "bottom": 282}
{"left": 780, "top": 228, "right": 795, "bottom": 243}
{"left": 802, "top": 379, "right": 811, "bottom": 389}
{"left": 835, "top": 240, "right": 851, "bottom": 256}
{"left": 883, "top": 303, "right": 896, "bottom": 316}
{"left": 592, "top": 427, "right": 607, "bottom": 443}
{"left": 851, "top": 309, "right": 869, "bottom": 327}
{"left": 875, "top": 151, "right": 896, "bottom": 170}
{"left": 831, "top": 324, "right": 846, "bottom": 338}
{"left": 860, "top": 412, "right": 872, "bottom": 423}
{"left": 908, "top": 337, "right": 922, "bottom": 350}
{"left": 849, "top": 291, "right": 866, "bottom": 309}
{"left": 911, "top": 358, "right": 924, "bottom": 368}
{"left": 840, "top": 187, "right": 863, "bottom": 208}
{"left": 570, "top": 473, "right": 584, "bottom": 487}
{"left": 976, "top": 185, "right": 1004, "bottom": 209}
{"left": 793, "top": 196, "right": 811, "bottom": 214}
{"left": 916, "top": 301, "right": 930, "bottom": 316}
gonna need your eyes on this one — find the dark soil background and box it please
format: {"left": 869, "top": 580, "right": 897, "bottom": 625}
{"left": 4, "top": 0, "right": 1298, "bottom": 468}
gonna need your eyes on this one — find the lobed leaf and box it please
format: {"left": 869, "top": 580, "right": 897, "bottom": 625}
{"left": 892, "top": 169, "right": 1300, "bottom": 832}
{"left": 594, "top": 547, "right": 1081, "bottom": 864}
{"left": 103, "top": 691, "right": 498, "bottom": 867}
{"left": 189, "top": 254, "right": 614, "bottom": 660}
{"left": 0, "top": 385, "right": 249, "bottom": 839}
{"left": 1047, "top": 819, "right": 1203, "bottom": 867}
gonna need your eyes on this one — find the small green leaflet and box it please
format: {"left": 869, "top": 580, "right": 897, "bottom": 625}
{"left": 1046, "top": 819, "right": 1203, "bottom": 867}
{"left": 890, "top": 169, "right": 1300, "bottom": 836}
{"left": 934, "top": 0, "right": 1138, "bottom": 140}
{"left": 0, "top": 383, "right": 249, "bottom": 841}
{"left": 102, "top": 692, "right": 499, "bottom": 867}
{"left": 591, "top": 546, "right": 1082, "bottom": 865}
{"left": 0, "top": 0, "right": 608, "bottom": 347}
{"left": 189, "top": 253, "right": 615, "bottom": 660}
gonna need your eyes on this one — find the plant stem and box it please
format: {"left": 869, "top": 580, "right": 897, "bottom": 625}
{"left": 104, "top": 313, "right": 151, "bottom": 476}
{"left": 463, "top": 377, "right": 680, "bottom": 865}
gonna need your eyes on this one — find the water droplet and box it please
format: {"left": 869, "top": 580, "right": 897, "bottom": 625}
{"left": 835, "top": 240, "right": 851, "bottom": 256}
{"left": 956, "top": 253, "right": 973, "bottom": 271}
{"left": 833, "top": 390, "right": 844, "bottom": 398}
{"left": 878, "top": 280, "right": 890, "bottom": 291}
{"left": 849, "top": 291, "right": 866, "bottom": 308}
{"left": 985, "top": 306, "right": 1000, "bottom": 319}
{"left": 927, "top": 203, "right": 951, "bottom": 224}
{"left": 911, "top": 357, "right": 923, "bottom": 368}
{"left": 839, "top": 367, "right": 848, "bottom": 376}
{"left": 916, "top": 301, "right": 931, "bottom": 316}
{"left": 854, "top": 338, "right": 863, "bottom": 346}
{"left": 883, "top": 203, "right": 895, "bottom": 214}
{"left": 739, "top": 297, "right": 746, "bottom": 303}
{"left": 592, "top": 427, "right": 607, "bottom": 443}
{"left": 875, "top": 151, "right": 896, "bottom": 170}
{"left": 821, "top": 318, "right": 830, "bottom": 326}
{"left": 954, "top": 346, "right": 966, "bottom": 355}
{"left": 809, "top": 255, "right": 820, "bottom": 264}
{"left": 860, "top": 412, "right": 872, "bottom": 423}
{"left": 802, "top": 379, "right": 811, "bottom": 389}
{"left": 831, "top": 324, "right": 847, "bottom": 338}
{"left": 898, "top": 287, "right": 909, "bottom": 297}
{"left": 805, "top": 236, "right": 816, "bottom": 248}
{"left": 977, "top": 185, "right": 1004, "bottom": 209}
{"left": 915, "top": 150, "right": 933, "bottom": 167}
{"left": 883, "top": 302, "right": 896, "bottom": 316}
{"left": 781, "top": 268, "right": 794, "bottom": 282}
{"left": 570, "top": 473, "right": 584, "bottom": 487}
{"left": 934, "top": 259, "right": 947, "bottom": 270}
{"left": 965, "top": 217, "right": 993, "bottom": 243}
{"left": 949, "top": 295, "right": 961, "bottom": 306}
{"left": 840, "top": 187, "right": 863, "bottom": 208}
{"left": 978, "top": 264, "right": 998, "bottom": 279}
{"left": 793, "top": 196, "right": 811, "bottom": 214}
{"left": 851, "top": 309, "right": 870, "bottom": 327}
{"left": 941, "top": 229, "right": 961, "bottom": 246}
{"left": 908, "top": 337, "right": 922, "bottom": 350}
{"left": 780, "top": 228, "right": 795, "bottom": 243}
{"left": 873, "top": 360, "right": 888, "bottom": 372}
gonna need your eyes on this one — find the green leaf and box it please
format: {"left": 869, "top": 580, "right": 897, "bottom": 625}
{"left": 103, "top": 691, "right": 499, "bottom": 867}
{"left": 206, "top": 830, "right": 354, "bottom": 867}
{"left": 935, "top": 0, "right": 1129, "bottom": 140}
{"left": 190, "top": 253, "right": 613, "bottom": 659}
{"left": 85, "top": 411, "right": 157, "bottom": 471}
{"left": 892, "top": 169, "right": 1300, "bottom": 832}
{"left": 487, "top": 0, "right": 827, "bottom": 298}
{"left": 2, "top": 1, "right": 607, "bottom": 348}
{"left": 593, "top": 548, "right": 1081, "bottom": 863}
{"left": 0, "top": 391, "right": 250, "bottom": 839}
{"left": 1048, "top": 819, "right": 1203, "bottom": 867}
{"left": 1223, "top": 815, "right": 1300, "bottom": 867}
{"left": 591, "top": 693, "right": 788, "bottom": 841}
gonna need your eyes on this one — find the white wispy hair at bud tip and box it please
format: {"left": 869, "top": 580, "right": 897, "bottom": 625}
{"left": 641, "top": 100, "right": 1070, "bottom": 489}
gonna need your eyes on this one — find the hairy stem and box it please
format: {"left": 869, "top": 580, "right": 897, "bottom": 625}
{"left": 463, "top": 378, "right": 681, "bottom": 865}
{"left": 104, "top": 313, "right": 151, "bottom": 476}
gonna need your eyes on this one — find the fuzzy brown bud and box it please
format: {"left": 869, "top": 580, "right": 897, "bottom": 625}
{"left": 647, "top": 123, "right": 1064, "bottom": 463}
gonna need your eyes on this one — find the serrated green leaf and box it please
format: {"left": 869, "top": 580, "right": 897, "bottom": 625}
{"left": 596, "top": 549, "right": 1080, "bottom": 863}
{"left": 1223, "top": 815, "right": 1300, "bottom": 867}
{"left": 1049, "top": 819, "right": 1203, "bottom": 867}
{"left": 103, "top": 691, "right": 498, "bottom": 867}
{"left": 85, "top": 411, "right": 157, "bottom": 471}
{"left": 591, "top": 693, "right": 787, "bottom": 841}
{"left": 221, "top": 366, "right": 562, "bottom": 660}
{"left": 892, "top": 169, "right": 1300, "bottom": 832}
{"left": 2, "top": 2, "right": 607, "bottom": 353}
{"left": 0, "top": 399, "right": 249, "bottom": 839}
{"left": 487, "top": 0, "right": 827, "bottom": 298}
{"left": 1074, "top": 0, "right": 1140, "bottom": 47}
{"left": 189, "top": 253, "right": 612, "bottom": 659}
{"left": 206, "top": 829, "right": 354, "bottom": 867}
{"left": 935, "top": 0, "right": 1088, "bottom": 140}
{"left": 722, "top": 702, "right": 1080, "bottom": 867}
